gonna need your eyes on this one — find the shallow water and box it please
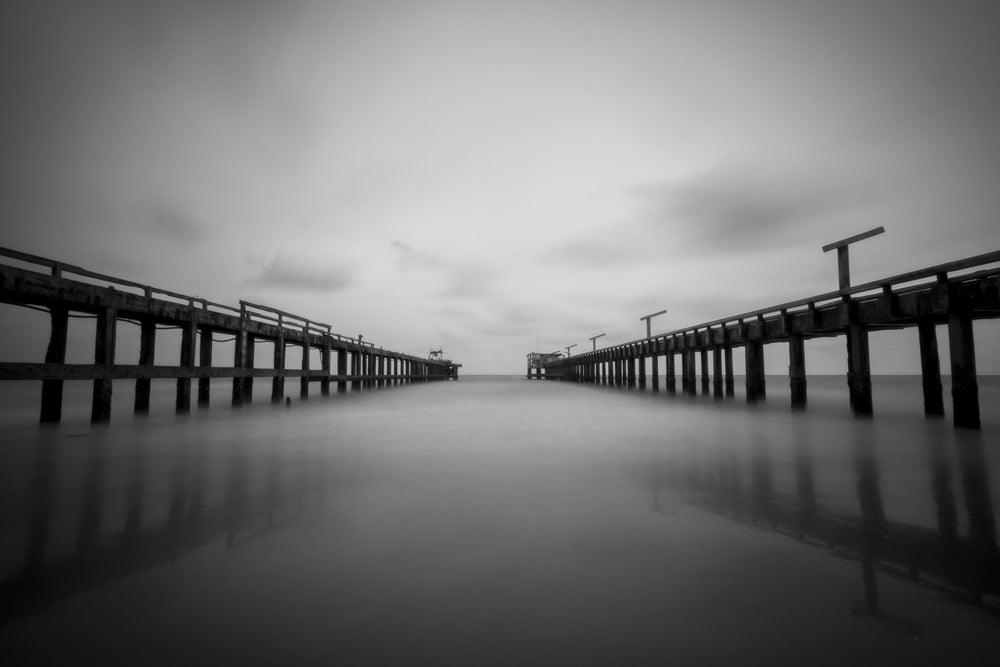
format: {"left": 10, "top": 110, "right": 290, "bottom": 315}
{"left": 1, "top": 375, "right": 998, "bottom": 665}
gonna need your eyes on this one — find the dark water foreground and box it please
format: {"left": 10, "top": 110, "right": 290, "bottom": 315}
{"left": 1, "top": 376, "right": 998, "bottom": 665}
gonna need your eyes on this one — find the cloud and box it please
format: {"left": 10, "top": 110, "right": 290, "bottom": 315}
{"left": 391, "top": 239, "right": 498, "bottom": 300}
{"left": 143, "top": 199, "right": 209, "bottom": 245}
{"left": 390, "top": 240, "right": 446, "bottom": 271}
{"left": 632, "top": 160, "right": 876, "bottom": 252}
{"left": 244, "top": 253, "right": 354, "bottom": 292}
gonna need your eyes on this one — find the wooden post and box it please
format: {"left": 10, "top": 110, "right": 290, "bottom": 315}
{"left": 337, "top": 348, "right": 347, "bottom": 393}
{"left": 300, "top": 339, "right": 310, "bottom": 399}
{"left": 134, "top": 316, "right": 155, "bottom": 414}
{"left": 272, "top": 327, "right": 285, "bottom": 403}
{"left": 789, "top": 333, "right": 807, "bottom": 409}
{"left": 244, "top": 335, "right": 255, "bottom": 403}
{"left": 40, "top": 306, "right": 68, "bottom": 423}
{"left": 232, "top": 314, "right": 247, "bottom": 407}
{"left": 846, "top": 322, "right": 873, "bottom": 415}
{"left": 321, "top": 337, "right": 331, "bottom": 396}
{"left": 666, "top": 351, "right": 676, "bottom": 394}
{"left": 638, "top": 353, "right": 647, "bottom": 389}
{"left": 198, "top": 327, "right": 212, "bottom": 406}
{"left": 175, "top": 319, "right": 196, "bottom": 413}
{"left": 948, "top": 310, "right": 980, "bottom": 428}
{"left": 699, "top": 348, "right": 709, "bottom": 394}
{"left": 91, "top": 304, "right": 116, "bottom": 423}
{"left": 918, "top": 319, "right": 944, "bottom": 416}
{"left": 712, "top": 347, "right": 723, "bottom": 399}
{"left": 651, "top": 353, "right": 660, "bottom": 391}
{"left": 745, "top": 340, "right": 765, "bottom": 403}
{"left": 351, "top": 350, "right": 361, "bottom": 391}
{"left": 683, "top": 348, "right": 697, "bottom": 396}
{"left": 724, "top": 345, "right": 735, "bottom": 397}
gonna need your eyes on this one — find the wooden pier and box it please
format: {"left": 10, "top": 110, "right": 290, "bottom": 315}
{"left": 0, "top": 247, "right": 460, "bottom": 424}
{"left": 540, "top": 250, "right": 1000, "bottom": 429}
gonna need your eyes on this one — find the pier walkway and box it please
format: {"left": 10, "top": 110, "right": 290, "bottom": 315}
{"left": 539, "top": 250, "right": 1000, "bottom": 428}
{"left": 0, "top": 247, "right": 460, "bottom": 424}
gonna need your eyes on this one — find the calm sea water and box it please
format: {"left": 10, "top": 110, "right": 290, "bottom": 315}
{"left": 1, "top": 375, "right": 998, "bottom": 665}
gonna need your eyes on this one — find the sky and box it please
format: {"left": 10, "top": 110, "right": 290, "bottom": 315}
{"left": 2, "top": 0, "right": 999, "bottom": 375}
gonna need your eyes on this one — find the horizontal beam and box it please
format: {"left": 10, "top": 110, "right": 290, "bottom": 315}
{"left": 821, "top": 226, "right": 885, "bottom": 252}
{"left": 0, "top": 363, "right": 452, "bottom": 381}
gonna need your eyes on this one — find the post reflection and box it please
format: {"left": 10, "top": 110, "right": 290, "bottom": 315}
{"left": 638, "top": 415, "right": 1000, "bottom": 623}
{"left": 0, "top": 420, "right": 339, "bottom": 625}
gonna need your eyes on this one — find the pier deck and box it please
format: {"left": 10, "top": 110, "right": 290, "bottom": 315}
{"left": 0, "top": 247, "right": 460, "bottom": 423}
{"left": 541, "top": 250, "right": 1000, "bottom": 428}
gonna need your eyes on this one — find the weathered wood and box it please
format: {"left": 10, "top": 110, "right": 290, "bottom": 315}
{"left": 134, "top": 317, "right": 155, "bottom": 414}
{"left": 232, "top": 327, "right": 247, "bottom": 407}
{"left": 712, "top": 347, "right": 723, "bottom": 398}
{"left": 683, "top": 349, "right": 697, "bottom": 396}
{"left": 337, "top": 348, "right": 348, "bottom": 393}
{"left": 91, "top": 305, "right": 116, "bottom": 423}
{"left": 665, "top": 353, "right": 676, "bottom": 393}
{"left": 789, "top": 333, "right": 807, "bottom": 408}
{"left": 948, "top": 310, "right": 980, "bottom": 428}
{"left": 39, "top": 306, "right": 68, "bottom": 423}
{"left": 198, "top": 327, "right": 212, "bottom": 406}
{"left": 745, "top": 341, "right": 765, "bottom": 403}
{"left": 300, "top": 340, "right": 310, "bottom": 399}
{"left": 321, "top": 339, "right": 331, "bottom": 396}
{"left": 846, "top": 322, "right": 873, "bottom": 414}
{"left": 175, "top": 319, "right": 196, "bottom": 413}
{"left": 917, "top": 320, "right": 944, "bottom": 416}
{"left": 724, "top": 345, "right": 734, "bottom": 397}
{"left": 272, "top": 327, "right": 285, "bottom": 403}
{"left": 650, "top": 354, "right": 659, "bottom": 391}
{"left": 699, "top": 348, "right": 709, "bottom": 394}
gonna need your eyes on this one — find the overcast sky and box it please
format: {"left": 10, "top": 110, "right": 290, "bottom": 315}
{"left": 2, "top": 0, "right": 999, "bottom": 375}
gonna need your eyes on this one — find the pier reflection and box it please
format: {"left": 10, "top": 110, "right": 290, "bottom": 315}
{"left": 0, "top": 417, "right": 344, "bottom": 625}
{"left": 639, "top": 415, "right": 1000, "bottom": 620}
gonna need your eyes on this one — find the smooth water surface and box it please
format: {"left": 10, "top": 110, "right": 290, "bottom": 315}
{"left": 1, "top": 376, "right": 998, "bottom": 665}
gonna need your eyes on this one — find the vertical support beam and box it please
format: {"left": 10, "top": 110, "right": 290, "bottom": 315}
{"left": 948, "top": 309, "right": 980, "bottom": 428}
{"left": 638, "top": 352, "right": 647, "bottom": 389}
{"left": 134, "top": 316, "right": 155, "bottom": 414}
{"left": 745, "top": 340, "right": 766, "bottom": 404}
{"left": 40, "top": 306, "right": 68, "bottom": 423}
{"left": 244, "top": 335, "right": 255, "bottom": 403}
{"left": 918, "top": 319, "right": 944, "bottom": 416}
{"left": 651, "top": 352, "right": 660, "bottom": 391}
{"left": 837, "top": 245, "right": 850, "bottom": 291}
{"left": 232, "top": 320, "right": 247, "bottom": 407}
{"left": 627, "top": 353, "right": 636, "bottom": 387}
{"left": 845, "top": 297, "right": 873, "bottom": 414}
{"left": 272, "top": 329, "right": 286, "bottom": 403}
{"left": 91, "top": 304, "right": 116, "bottom": 423}
{"left": 321, "top": 337, "right": 331, "bottom": 396}
{"left": 789, "top": 333, "right": 807, "bottom": 409}
{"left": 337, "top": 348, "right": 348, "bottom": 393}
{"left": 712, "top": 347, "right": 723, "bottom": 398}
{"left": 683, "top": 348, "right": 697, "bottom": 396}
{"left": 351, "top": 350, "right": 360, "bottom": 391}
{"left": 198, "top": 327, "right": 212, "bottom": 406}
{"left": 175, "top": 319, "right": 196, "bottom": 413}
{"left": 724, "top": 345, "right": 735, "bottom": 397}
{"left": 300, "top": 340, "right": 310, "bottom": 399}
{"left": 665, "top": 351, "right": 676, "bottom": 394}
{"left": 699, "top": 348, "right": 710, "bottom": 394}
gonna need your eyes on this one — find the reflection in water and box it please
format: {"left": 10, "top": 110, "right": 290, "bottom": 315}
{"left": 0, "top": 415, "right": 336, "bottom": 625}
{"left": 1, "top": 377, "right": 998, "bottom": 663}
{"left": 647, "top": 412, "right": 1000, "bottom": 628}
{"left": 956, "top": 430, "right": 1000, "bottom": 604}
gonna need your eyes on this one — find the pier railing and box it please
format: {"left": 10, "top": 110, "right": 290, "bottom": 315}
{"left": 541, "top": 250, "right": 1000, "bottom": 429}
{"left": 0, "top": 247, "right": 460, "bottom": 423}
